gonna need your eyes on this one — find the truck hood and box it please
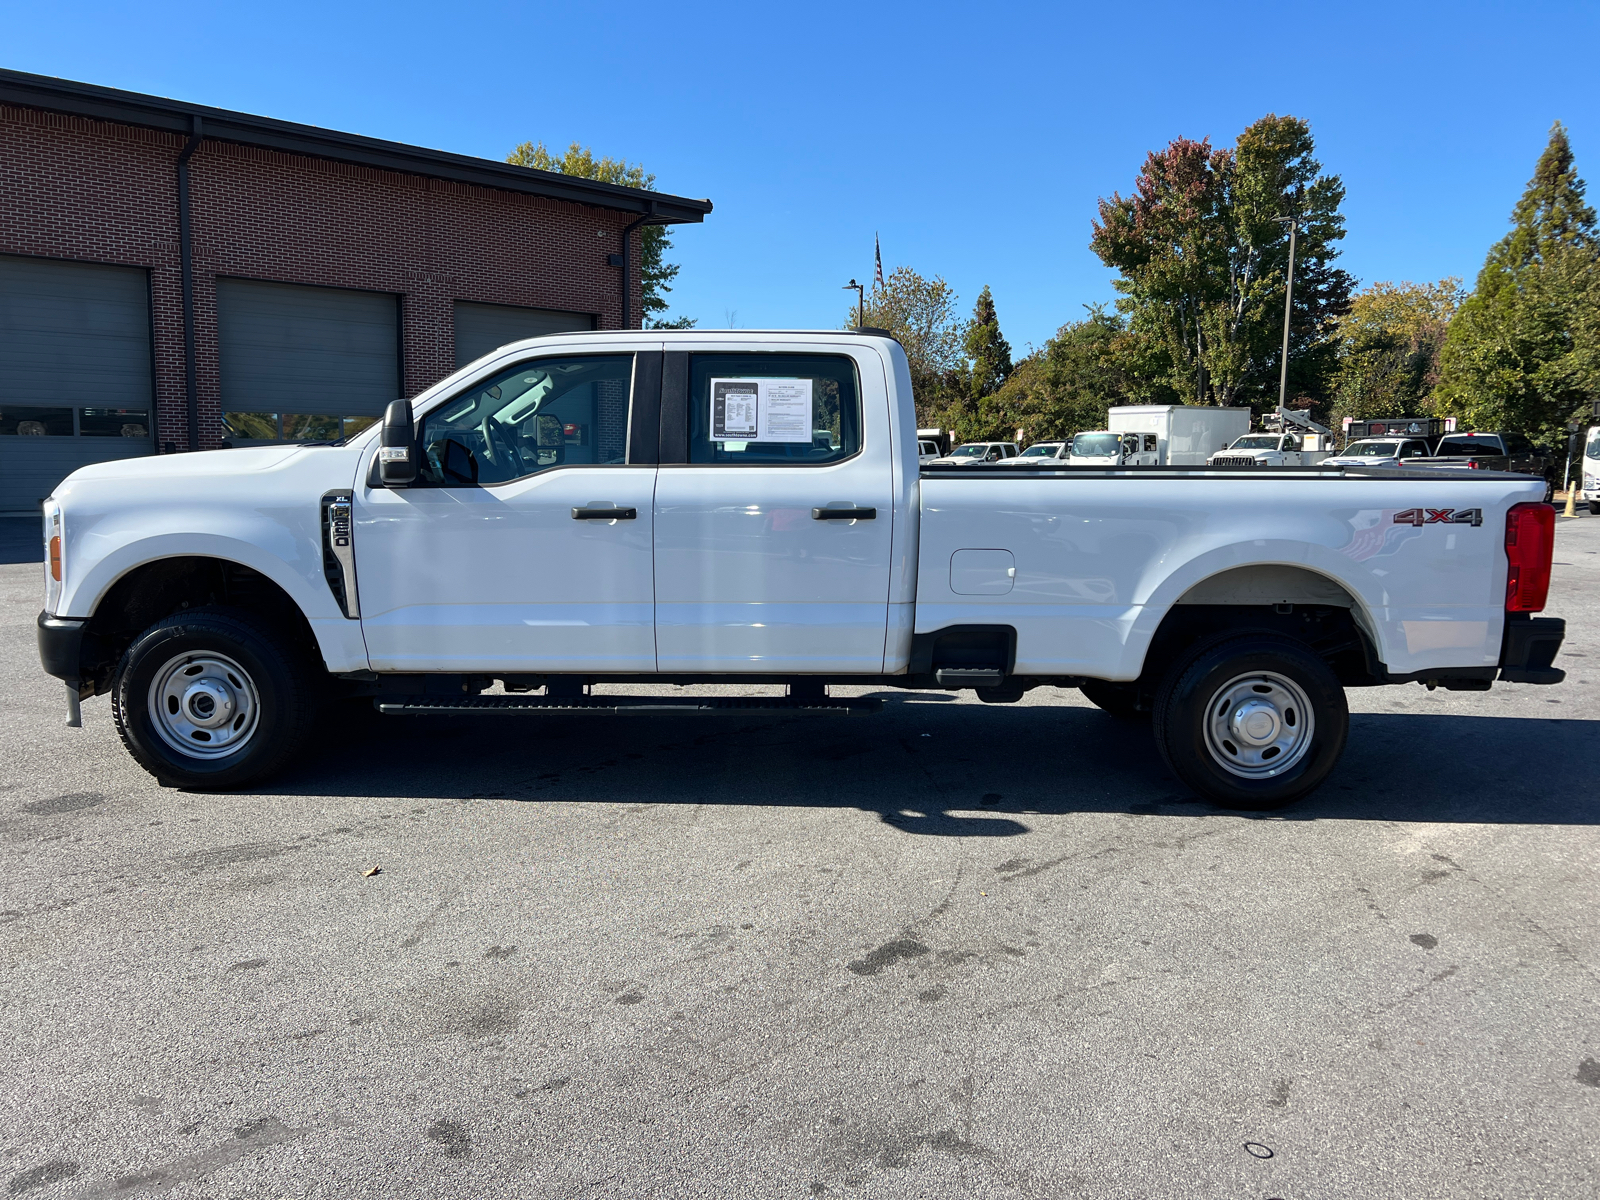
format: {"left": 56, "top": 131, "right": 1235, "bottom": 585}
{"left": 62, "top": 444, "right": 321, "bottom": 485}
{"left": 1322, "top": 455, "right": 1399, "bottom": 467}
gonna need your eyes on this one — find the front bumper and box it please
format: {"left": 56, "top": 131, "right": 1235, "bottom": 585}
{"left": 38, "top": 611, "right": 87, "bottom": 682}
{"left": 1499, "top": 614, "right": 1565, "bottom": 684}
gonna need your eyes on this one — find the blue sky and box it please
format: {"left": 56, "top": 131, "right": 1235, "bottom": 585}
{"left": 6, "top": 0, "right": 1597, "bottom": 351}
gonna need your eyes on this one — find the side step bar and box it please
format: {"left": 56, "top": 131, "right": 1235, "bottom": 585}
{"left": 376, "top": 695, "right": 882, "bottom": 716}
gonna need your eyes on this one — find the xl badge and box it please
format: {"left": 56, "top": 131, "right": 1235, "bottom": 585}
{"left": 1393, "top": 507, "right": 1482, "bottom": 527}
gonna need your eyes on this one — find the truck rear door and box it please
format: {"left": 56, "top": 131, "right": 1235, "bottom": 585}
{"left": 651, "top": 347, "right": 894, "bottom": 673}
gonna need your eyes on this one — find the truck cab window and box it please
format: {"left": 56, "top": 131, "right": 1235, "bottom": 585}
{"left": 687, "top": 353, "right": 861, "bottom": 465}
{"left": 417, "top": 355, "right": 633, "bottom": 486}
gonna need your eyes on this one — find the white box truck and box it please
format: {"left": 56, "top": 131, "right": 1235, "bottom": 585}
{"left": 1102, "top": 405, "right": 1251, "bottom": 465}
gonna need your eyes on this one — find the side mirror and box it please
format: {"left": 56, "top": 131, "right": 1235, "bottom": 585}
{"left": 379, "top": 399, "right": 416, "bottom": 486}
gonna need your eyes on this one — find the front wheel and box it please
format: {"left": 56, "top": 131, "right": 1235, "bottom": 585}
{"left": 1151, "top": 633, "right": 1348, "bottom": 810}
{"left": 113, "top": 607, "right": 319, "bottom": 790}
{"left": 1589, "top": 500, "right": 1600, "bottom": 516}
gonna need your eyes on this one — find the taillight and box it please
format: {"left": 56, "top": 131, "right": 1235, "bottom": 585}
{"left": 49, "top": 536, "right": 61, "bottom": 581}
{"left": 1504, "top": 502, "right": 1555, "bottom": 612}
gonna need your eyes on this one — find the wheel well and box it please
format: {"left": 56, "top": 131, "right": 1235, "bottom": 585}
{"left": 81, "top": 557, "right": 322, "bottom": 692}
{"left": 1143, "top": 602, "right": 1381, "bottom": 693}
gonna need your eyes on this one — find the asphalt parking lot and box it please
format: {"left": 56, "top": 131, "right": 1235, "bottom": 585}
{"left": 2, "top": 514, "right": 1597, "bottom": 1199}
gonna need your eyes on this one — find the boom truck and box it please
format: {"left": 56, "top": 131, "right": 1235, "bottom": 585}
{"left": 38, "top": 330, "right": 1566, "bottom": 810}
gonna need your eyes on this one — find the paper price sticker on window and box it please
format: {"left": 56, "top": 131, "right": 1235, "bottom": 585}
{"left": 710, "top": 378, "right": 813, "bottom": 443}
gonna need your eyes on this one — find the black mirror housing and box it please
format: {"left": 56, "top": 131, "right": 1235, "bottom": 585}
{"left": 379, "top": 399, "right": 416, "bottom": 486}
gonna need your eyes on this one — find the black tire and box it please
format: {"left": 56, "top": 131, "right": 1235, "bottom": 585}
{"left": 1151, "top": 632, "right": 1348, "bottom": 810}
{"left": 1079, "top": 679, "right": 1147, "bottom": 721}
{"left": 112, "top": 606, "right": 319, "bottom": 790}
{"left": 1589, "top": 500, "right": 1600, "bottom": 516}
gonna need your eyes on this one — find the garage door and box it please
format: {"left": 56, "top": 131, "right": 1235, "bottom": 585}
{"left": 453, "top": 300, "right": 594, "bottom": 369}
{"left": 0, "top": 255, "right": 154, "bottom": 513}
{"left": 218, "top": 278, "right": 399, "bottom": 445}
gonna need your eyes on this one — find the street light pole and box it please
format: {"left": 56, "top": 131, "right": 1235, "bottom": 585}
{"left": 843, "top": 279, "right": 864, "bottom": 328}
{"left": 1276, "top": 217, "right": 1298, "bottom": 418}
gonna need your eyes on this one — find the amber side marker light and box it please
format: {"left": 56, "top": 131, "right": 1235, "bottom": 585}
{"left": 49, "top": 535, "right": 61, "bottom": 582}
{"left": 1504, "top": 502, "right": 1554, "bottom": 612}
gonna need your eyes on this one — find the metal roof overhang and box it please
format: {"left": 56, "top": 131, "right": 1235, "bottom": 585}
{"left": 0, "top": 68, "right": 712, "bottom": 225}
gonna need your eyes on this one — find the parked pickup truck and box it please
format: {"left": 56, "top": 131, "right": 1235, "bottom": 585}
{"left": 1208, "top": 433, "right": 1327, "bottom": 468}
{"left": 1403, "top": 431, "right": 1555, "bottom": 499}
{"left": 38, "top": 330, "right": 1566, "bottom": 810}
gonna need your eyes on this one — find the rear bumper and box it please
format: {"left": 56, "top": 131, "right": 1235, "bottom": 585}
{"left": 37, "top": 611, "right": 87, "bottom": 683}
{"left": 1499, "top": 615, "right": 1565, "bottom": 684}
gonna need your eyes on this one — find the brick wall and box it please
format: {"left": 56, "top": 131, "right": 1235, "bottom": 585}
{"left": 1, "top": 102, "right": 643, "bottom": 450}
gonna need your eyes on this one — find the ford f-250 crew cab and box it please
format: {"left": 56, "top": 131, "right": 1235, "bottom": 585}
{"left": 37, "top": 330, "right": 1566, "bottom": 809}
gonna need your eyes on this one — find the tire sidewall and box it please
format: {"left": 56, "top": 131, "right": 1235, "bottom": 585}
{"left": 1155, "top": 634, "right": 1348, "bottom": 809}
{"left": 114, "top": 610, "right": 304, "bottom": 789}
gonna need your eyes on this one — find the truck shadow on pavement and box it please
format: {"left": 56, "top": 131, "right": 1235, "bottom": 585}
{"left": 274, "top": 696, "right": 1600, "bottom": 830}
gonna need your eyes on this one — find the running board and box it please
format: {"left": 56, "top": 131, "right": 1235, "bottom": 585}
{"left": 375, "top": 695, "right": 882, "bottom": 716}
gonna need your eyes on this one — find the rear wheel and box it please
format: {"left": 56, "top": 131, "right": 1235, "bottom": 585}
{"left": 1152, "top": 633, "right": 1347, "bottom": 810}
{"left": 1079, "top": 680, "right": 1147, "bottom": 721}
{"left": 113, "top": 607, "right": 319, "bottom": 790}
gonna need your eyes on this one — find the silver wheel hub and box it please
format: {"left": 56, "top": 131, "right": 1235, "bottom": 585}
{"left": 1203, "top": 671, "right": 1314, "bottom": 779}
{"left": 148, "top": 652, "right": 261, "bottom": 759}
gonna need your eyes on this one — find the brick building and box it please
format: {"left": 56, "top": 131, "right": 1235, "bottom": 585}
{"left": 0, "top": 68, "right": 711, "bottom": 512}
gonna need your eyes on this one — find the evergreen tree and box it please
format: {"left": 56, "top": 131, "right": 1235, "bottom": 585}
{"left": 1435, "top": 123, "right": 1600, "bottom": 442}
{"left": 963, "top": 286, "right": 1014, "bottom": 401}
{"left": 507, "top": 141, "right": 696, "bottom": 329}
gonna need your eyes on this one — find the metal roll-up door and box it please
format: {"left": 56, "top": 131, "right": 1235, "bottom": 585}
{"left": 0, "top": 254, "right": 154, "bottom": 513}
{"left": 453, "top": 300, "right": 595, "bottom": 369}
{"left": 218, "top": 278, "right": 399, "bottom": 445}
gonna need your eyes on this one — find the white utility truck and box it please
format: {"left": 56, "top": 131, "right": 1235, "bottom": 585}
{"left": 38, "top": 331, "right": 1565, "bottom": 809}
{"left": 1069, "top": 405, "right": 1250, "bottom": 467}
{"left": 1584, "top": 425, "right": 1600, "bottom": 515}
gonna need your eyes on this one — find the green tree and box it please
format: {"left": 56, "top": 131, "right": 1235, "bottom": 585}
{"left": 967, "top": 307, "right": 1171, "bottom": 445}
{"left": 847, "top": 266, "right": 965, "bottom": 425}
{"left": 963, "top": 285, "right": 1014, "bottom": 400}
{"left": 1331, "top": 279, "right": 1462, "bottom": 421}
{"left": 1434, "top": 123, "right": 1600, "bottom": 443}
{"left": 507, "top": 140, "right": 695, "bottom": 328}
{"left": 1090, "top": 115, "right": 1353, "bottom": 413}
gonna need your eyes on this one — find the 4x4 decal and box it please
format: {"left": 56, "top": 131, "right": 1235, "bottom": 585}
{"left": 1393, "top": 507, "right": 1482, "bottom": 527}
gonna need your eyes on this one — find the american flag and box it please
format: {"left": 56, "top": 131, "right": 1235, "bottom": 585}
{"left": 874, "top": 234, "right": 884, "bottom": 290}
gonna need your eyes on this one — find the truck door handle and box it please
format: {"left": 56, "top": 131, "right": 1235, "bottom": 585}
{"left": 571, "top": 506, "right": 637, "bottom": 520}
{"left": 812, "top": 507, "right": 877, "bottom": 521}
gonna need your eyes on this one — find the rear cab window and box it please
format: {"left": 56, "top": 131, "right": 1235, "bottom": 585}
{"left": 688, "top": 353, "right": 861, "bottom": 465}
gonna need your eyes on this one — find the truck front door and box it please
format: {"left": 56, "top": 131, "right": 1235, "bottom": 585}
{"left": 651, "top": 349, "right": 895, "bottom": 673}
{"left": 353, "top": 352, "right": 660, "bottom": 673}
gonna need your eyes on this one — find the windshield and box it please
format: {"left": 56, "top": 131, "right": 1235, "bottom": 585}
{"left": 1018, "top": 444, "right": 1059, "bottom": 458}
{"left": 1230, "top": 436, "right": 1282, "bottom": 450}
{"left": 1434, "top": 436, "right": 1503, "bottom": 456}
{"left": 1586, "top": 431, "right": 1599, "bottom": 460}
{"left": 948, "top": 444, "right": 987, "bottom": 458}
{"left": 1072, "top": 433, "right": 1121, "bottom": 457}
{"left": 1344, "top": 441, "right": 1401, "bottom": 457}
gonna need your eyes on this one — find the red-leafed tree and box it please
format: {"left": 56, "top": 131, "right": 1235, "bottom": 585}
{"left": 1090, "top": 116, "right": 1353, "bottom": 413}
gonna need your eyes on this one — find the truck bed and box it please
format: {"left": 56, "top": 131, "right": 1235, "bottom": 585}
{"left": 915, "top": 462, "right": 1545, "bottom": 681}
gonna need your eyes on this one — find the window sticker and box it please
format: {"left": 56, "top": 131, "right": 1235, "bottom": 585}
{"left": 710, "top": 378, "right": 813, "bottom": 443}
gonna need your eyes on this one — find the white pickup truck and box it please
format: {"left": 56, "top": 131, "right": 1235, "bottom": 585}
{"left": 1209, "top": 433, "right": 1325, "bottom": 467}
{"left": 38, "top": 331, "right": 1566, "bottom": 809}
